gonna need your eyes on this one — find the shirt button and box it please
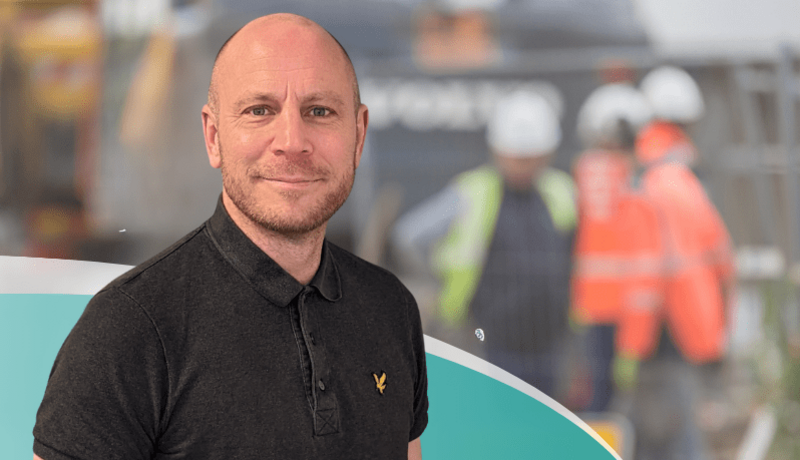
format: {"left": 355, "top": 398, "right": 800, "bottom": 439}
{"left": 310, "top": 333, "right": 316, "bottom": 345}
{"left": 318, "top": 379, "right": 326, "bottom": 391}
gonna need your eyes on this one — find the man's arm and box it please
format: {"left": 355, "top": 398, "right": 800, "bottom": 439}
{"left": 33, "top": 288, "right": 167, "bottom": 460}
{"left": 405, "top": 282, "right": 428, "bottom": 460}
{"left": 408, "top": 438, "right": 422, "bottom": 460}
{"left": 391, "top": 185, "right": 463, "bottom": 274}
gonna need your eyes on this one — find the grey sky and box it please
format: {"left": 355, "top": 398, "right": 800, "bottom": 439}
{"left": 633, "top": 0, "right": 800, "bottom": 58}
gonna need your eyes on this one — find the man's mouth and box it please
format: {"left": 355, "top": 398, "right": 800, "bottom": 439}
{"left": 258, "top": 176, "right": 321, "bottom": 190}
{"left": 266, "top": 176, "right": 318, "bottom": 182}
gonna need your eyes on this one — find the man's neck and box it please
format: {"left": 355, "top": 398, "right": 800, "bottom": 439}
{"left": 222, "top": 194, "right": 325, "bottom": 285}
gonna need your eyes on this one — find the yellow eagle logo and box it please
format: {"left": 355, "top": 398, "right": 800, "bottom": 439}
{"left": 372, "top": 372, "right": 387, "bottom": 395}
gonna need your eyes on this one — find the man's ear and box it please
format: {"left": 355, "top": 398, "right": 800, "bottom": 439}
{"left": 354, "top": 104, "right": 369, "bottom": 169}
{"left": 202, "top": 104, "right": 221, "bottom": 169}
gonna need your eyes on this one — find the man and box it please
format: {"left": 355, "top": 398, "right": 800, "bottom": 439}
{"left": 571, "top": 82, "right": 662, "bottom": 412}
{"left": 392, "top": 90, "right": 576, "bottom": 400}
{"left": 622, "top": 65, "right": 734, "bottom": 460}
{"left": 33, "top": 14, "right": 427, "bottom": 460}
{"left": 635, "top": 65, "right": 734, "bottom": 365}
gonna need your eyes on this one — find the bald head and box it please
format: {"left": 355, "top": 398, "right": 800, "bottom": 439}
{"left": 207, "top": 14, "right": 360, "bottom": 118}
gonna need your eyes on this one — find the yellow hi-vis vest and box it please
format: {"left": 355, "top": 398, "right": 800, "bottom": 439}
{"left": 432, "top": 165, "right": 578, "bottom": 326}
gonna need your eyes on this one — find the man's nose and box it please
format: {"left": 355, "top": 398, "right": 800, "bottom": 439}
{"left": 271, "top": 108, "right": 311, "bottom": 155}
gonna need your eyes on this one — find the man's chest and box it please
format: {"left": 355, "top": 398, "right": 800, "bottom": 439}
{"left": 153, "top": 293, "right": 415, "bottom": 458}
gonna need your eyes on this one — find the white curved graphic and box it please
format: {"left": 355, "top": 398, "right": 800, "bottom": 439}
{"left": 0, "top": 256, "right": 132, "bottom": 294}
{"left": 1, "top": 255, "right": 619, "bottom": 458}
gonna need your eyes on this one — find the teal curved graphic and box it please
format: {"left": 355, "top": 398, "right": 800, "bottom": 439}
{"left": 0, "top": 294, "right": 91, "bottom": 460}
{"left": 0, "top": 257, "right": 618, "bottom": 459}
{"left": 422, "top": 352, "right": 615, "bottom": 458}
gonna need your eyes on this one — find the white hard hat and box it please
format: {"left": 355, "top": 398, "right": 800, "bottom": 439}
{"left": 640, "top": 66, "right": 705, "bottom": 123}
{"left": 576, "top": 83, "right": 653, "bottom": 148}
{"left": 486, "top": 90, "right": 561, "bottom": 157}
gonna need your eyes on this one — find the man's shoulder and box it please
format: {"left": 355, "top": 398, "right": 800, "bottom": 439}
{"left": 327, "top": 241, "right": 399, "bottom": 279}
{"left": 327, "top": 242, "right": 411, "bottom": 294}
{"left": 98, "top": 223, "right": 212, "bottom": 296}
{"left": 453, "top": 163, "right": 498, "bottom": 185}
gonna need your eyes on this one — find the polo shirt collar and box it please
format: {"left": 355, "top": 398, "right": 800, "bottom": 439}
{"left": 206, "top": 197, "right": 342, "bottom": 307}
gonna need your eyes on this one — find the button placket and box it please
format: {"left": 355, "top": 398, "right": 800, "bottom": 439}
{"left": 302, "top": 289, "right": 339, "bottom": 436}
{"left": 298, "top": 288, "right": 318, "bottom": 401}
{"left": 289, "top": 291, "right": 315, "bottom": 410}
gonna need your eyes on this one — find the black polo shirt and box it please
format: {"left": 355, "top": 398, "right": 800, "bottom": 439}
{"left": 33, "top": 199, "right": 428, "bottom": 460}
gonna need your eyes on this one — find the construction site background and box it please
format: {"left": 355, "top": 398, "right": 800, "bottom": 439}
{"left": 1, "top": 0, "right": 800, "bottom": 458}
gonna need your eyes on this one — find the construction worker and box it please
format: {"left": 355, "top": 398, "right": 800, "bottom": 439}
{"left": 571, "top": 83, "right": 662, "bottom": 412}
{"left": 392, "top": 89, "right": 577, "bottom": 399}
{"left": 621, "top": 65, "right": 735, "bottom": 460}
{"left": 636, "top": 66, "right": 735, "bottom": 364}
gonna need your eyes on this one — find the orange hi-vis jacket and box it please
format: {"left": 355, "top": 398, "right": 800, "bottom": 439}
{"left": 635, "top": 120, "right": 697, "bottom": 166}
{"left": 610, "top": 193, "right": 664, "bottom": 360}
{"left": 572, "top": 149, "right": 664, "bottom": 334}
{"left": 633, "top": 128, "right": 735, "bottom": 364}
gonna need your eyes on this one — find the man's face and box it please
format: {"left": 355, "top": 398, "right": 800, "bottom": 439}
{"left": 494, "top": 154, "right": 551, "bottom": 191}
{"left": 202, "top": 18, "right": 368, "bottom": 236}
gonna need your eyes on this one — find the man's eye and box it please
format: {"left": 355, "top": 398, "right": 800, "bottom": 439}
{"left": 250, "top": 107, "right": 268, "bottom": 116}
{"left": 311, "top": 107, "right": 330, "bottom": 117}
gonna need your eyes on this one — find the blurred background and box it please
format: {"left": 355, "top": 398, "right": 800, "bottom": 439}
{"left": 1, "top": 0, "right": 799, "bottom": 458}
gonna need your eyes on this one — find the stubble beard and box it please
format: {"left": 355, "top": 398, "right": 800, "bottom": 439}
{"left": 220, "top": 144, "right": 356, "bottom": 237}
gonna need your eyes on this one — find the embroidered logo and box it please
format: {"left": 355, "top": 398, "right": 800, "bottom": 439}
{"left": 372, "top": 371, "right": 387, "bottom": 395}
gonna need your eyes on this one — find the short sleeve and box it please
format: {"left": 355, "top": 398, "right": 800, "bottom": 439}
{"left": 33, "top": 287, "right": 167, "bottom": 460}
{"left": 406, "top": 288, "right": 429, "bottom": 441}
